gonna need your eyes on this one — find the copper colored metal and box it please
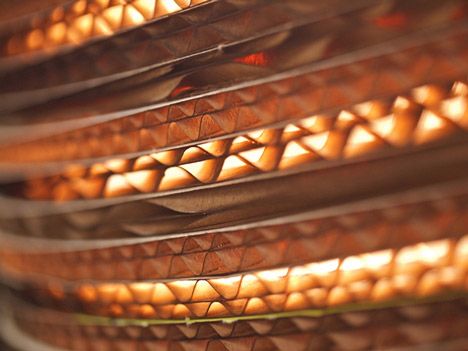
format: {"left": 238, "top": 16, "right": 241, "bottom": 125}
{"left": 1, "top": 0, "right": 208, "bottom": 57}
{"left": 0, "top": 0, "right": 365, "bottom": 95}
{"left": 12, "top": 235, "right": 468, "bottom": 319}
{"left": 0, "top": 1, "right": 466, "bottom": 350}
{"left": 0, "top": 32, "right": 466, "bottom": 164}
{"left": 1, "top": 3, "right": 465, "bottom": 130}
{"left": 3, "top": 146, "right": 468, "bottom": 241}
{"left": 2, "top": 81, "right": 465, "bottom": 202}
{"left": 1, "top": 191, "right": 467, "bottom": 281}
{"left": 3, "top": 298, "right": 467, "bottom": 350}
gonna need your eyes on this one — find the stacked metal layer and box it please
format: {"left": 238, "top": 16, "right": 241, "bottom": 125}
{"left": 0, "top": 0, "right": 467, "bottom": 350}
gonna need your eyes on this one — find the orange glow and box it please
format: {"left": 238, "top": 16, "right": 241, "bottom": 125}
{"left": 440, "top": 96, "right": 467, "bottom": 124}
{"left": 46, "top": 23, "right": 67, "bottom": 44}
{"left": 25, "top": 30, "right": 44, "bottom": 50}
{"left": 101, "top": 5, "right": 125, "bottom": 30}
{"left": 170, "top": 85, "right": 194, "bottom": 98}
{"left": 301, "top": 131, "right": 330, "bottom": 152}
{"left": 282, "top": 141, "right": 309, "bottom": 158}
{"left": 15, "top": 81, "right": 468, "bottom": 201}
{"left": 373, "top": 12, "right": 408, "bottom": 28}
{"left": 26, "top": 234, "right": 467, "bottom": 319}
{"left": 5, "top": 0, "right": 209, "bottom": 55}
{"left": 234, "top": 52, "right": 269, "bottom": 66}
{"left": 133, "top": 0, "right": 157, "bottom": 19}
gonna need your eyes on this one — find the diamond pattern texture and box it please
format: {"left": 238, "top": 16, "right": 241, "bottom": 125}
{"left": 2, "top": 1, "right": 465, "bottom": 132}
{"left": 13, "top": 235, "right": 468, "bottom": 319}
{"left": 0, "top": 0, "right": 356, "bottom": 94}
{"left": 2, "top": 192, "right": 468, "bottom": 281}
{"left": 8, "top": 298, "right": 468, "bottom": 350}
{"left": 1, "top": 0, "right": 208, "bottom": 56}
{"left": 1, "top": 29, "right": 466, "bottom": 163}
{"left": 8, "top": 80, "right": 467, "bottom": 202}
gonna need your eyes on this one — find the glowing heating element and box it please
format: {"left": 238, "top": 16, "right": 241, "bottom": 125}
{"left": 4, "top": 0, "right": 208, "bottom": 56}
{"left": 28, "top": 235, "right": 468, "bottom": 319}
{"left": 1, "top": 193, "right": 466, "bottom": 277}
{"left": 8, "top": 298, "right": 468, "bottom": 351}
{"left": 18, "top": 81, "right": 468, "bottom": 201}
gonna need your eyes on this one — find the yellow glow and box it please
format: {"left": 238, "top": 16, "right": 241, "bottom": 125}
{"left": 128, "top": 282, "right": 155, "bottom": 301}
{"left": 167, "top": 280, "right": 194, "bottom": 289}
{"left": 231, "top": 136, "right": 255, "bottom": 148}
{"left": 455, "top": 235, "right": 468, "bottom": 259}
{"left": 340, "top": 256, "right": 364, "bottom": 272}
{"left": 181, "top": 146, "right": 206, "bottom": 161}
{"left": 104, "top": 158, "right": 130, "bottom": 173}
{"left": 239, "top": 148, "right": 265, "bottom": 164}
{"left": 180, "top": 159, "right": 217, "bottom": 182}
{"left": 123, "top": 5, "right": 146, "bottom": 26}
{"left": 418, "top": 111, "right": 447, "bottom": 130}
{"left": 1, "top": 0, "right": 206, "bottom": 55}
{"left": 256, "top": 267, "right": 288, "bottom": 281}
{"left": 151, "top": 150, "right": 180, "bottom": 166}
{"left": 361, "top": 249, "right": 393, "bottom": 269}
{"left": 396, "top": 246, "right": 421, "bottom": 266}
{"left": 132, "top": 0, "right": 157, "bottom": 19}
{"left": 247, "top": 130, "right": 264, "bottom": 140}
{"left": 301, "top": 131, "right": 329, "bottom": 151}
{"left": 24, "top": 235, "right": 464, "bottom": 320}
{"left": 282, "top": 141, "right": 309, "bottom": 158}
{"left": 76, "top": 14, "right": 94, "bottom": 34}
{"left": 452, "top": 81, "right": 468, "bottom": 96}
{"left": 125, "top": 170, "right": 159, "bottom": 192}
{"left": 102, "top": 5, "right": 125, "bottom": 30}
{"left": 394, "top": 96, "right": 412, "bottom": 110}
{"left": 299, "top": 115, "right": 333, "bottom": 133}
{"left": 222, "top": 155, "right": 247, "bottom": 170}
{"left": 198, "top": 140, "right": 228, "bottom": 157}
{"left": 412, "top": 85, "right": 445, "bottom": 106}
{"left": 417, "top": 240, "right": 450, "bottom": 266}
{"left": 133, "top": 155, "right": 157, "bottom": 171}
{"left": 337, "top": 110, "right": 358, "bottom": 124}
{"left": 104, "top": 174, "right": 133, "bottom": 197}
{"left": 370, "top": 115, "right": 395, "bottom": 138}
{"left": 93, "top": 17, "right": 113, "bottom": 36}
{"left": 347, "top": 125, "right": 377, "bottom": 145}
{"left": 440, "top": 96, "right": 467, "bottom": 123}
{"left": 156, "top": 0, "right": 182, "bottom": 15}
{"left": 16, "top": 83, "right": 468, "bottom": 201}
{"left": 306, "top": 259, "right": 340, "bottom": 276}
{"left": 151, "top": 283, "right": 176, "bottom": 304}
{"left": 177, "top": 155, "right": 203, "bottom": 172}
{"left": 158, "top": 167, "right": 194, "bottom": 190}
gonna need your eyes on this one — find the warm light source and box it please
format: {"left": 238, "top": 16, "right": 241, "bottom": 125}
{"left": 21, "top": 234, "right": 467, "bottom": 319}
{"left": 4, "top": 0, "right": 208, "bottom": 56}
{"left": 16, "top": 81, "right": 468, "bottom": 201}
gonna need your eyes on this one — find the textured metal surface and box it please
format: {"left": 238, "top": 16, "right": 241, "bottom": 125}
{"left": 8, "top": 235, "right": 468, "bottom": 319}
{"left": 3, "top": 143, "right": 468, "bottom": 242}
{"left": 0, "top": 1, "right": 467, "bottom": 349}
{"left": 1, "top": 190, "right": 467, "bottom": 281}
{"left": 4, "top": 295, "right": 468, "bottom": 350}
{"left": 1, "top": 0, "right": 465, "bottom": 127}
{"left": 0, "top": 0, "right": 209, "bottom": 57}
{"left": 1, "top": 30, "right": 465, "bottom": 164}
{"left": 0, "top": 0, "right": 366, "bottom": 95}
{"left": 2, "top": 80, "right": 465, "bottom": 202}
